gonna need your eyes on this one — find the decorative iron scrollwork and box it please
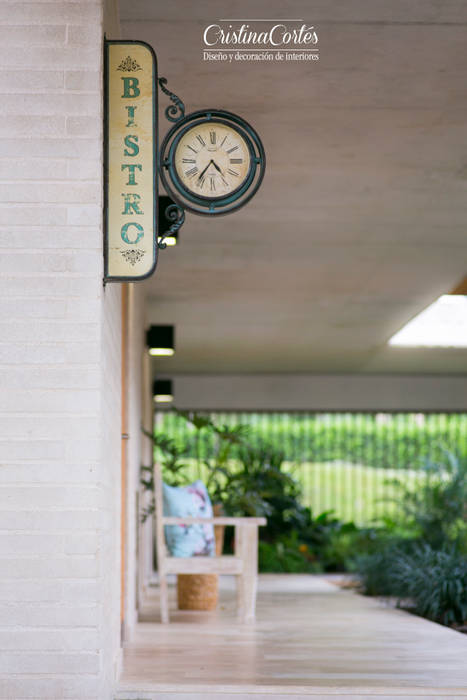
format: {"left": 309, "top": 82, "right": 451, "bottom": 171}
{"left": 158, "top": 77, "right": 185, "bottom": 122}
{"left": 157, "top": 203, "right": 185, "bottom": 249}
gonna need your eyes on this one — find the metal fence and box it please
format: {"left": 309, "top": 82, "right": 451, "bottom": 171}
{"left": 154, "top": 411, "right": 467, "bottom": 525}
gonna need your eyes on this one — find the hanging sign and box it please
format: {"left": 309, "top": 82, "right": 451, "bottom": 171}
{"left": 104, "top": 40, "right": 158, "bottom": 281}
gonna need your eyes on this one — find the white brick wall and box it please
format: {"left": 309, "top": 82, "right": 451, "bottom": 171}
{"left": 0, "top": 1, "right": 122, "bottom": 698}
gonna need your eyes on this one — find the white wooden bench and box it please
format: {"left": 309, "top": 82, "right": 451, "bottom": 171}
{"left": 154, "top": 461, "right": 266, "bottom": 623}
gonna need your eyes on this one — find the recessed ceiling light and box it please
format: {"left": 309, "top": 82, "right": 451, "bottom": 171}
{"left": 149, "top": 347, "right": 175, "bottom": 357}
{"left": 146, "top": 325, "right": 175, "bottom": 356}
{"left": 389, "top": 294, "right": 467, "bottom": 347}
{"left": 154, "top": 394, "right": 174, "bottom": 403}
{"left": 153, "top": 379, "right": 173, "bottom": 404}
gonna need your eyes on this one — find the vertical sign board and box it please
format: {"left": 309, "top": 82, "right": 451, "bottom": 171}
{"left": 104, "top": 41, "right": 158, "bottom": 281}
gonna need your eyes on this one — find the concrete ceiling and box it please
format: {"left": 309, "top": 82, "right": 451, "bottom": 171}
{"left": 120, "top": 0, "right": 467, "bottom": 374}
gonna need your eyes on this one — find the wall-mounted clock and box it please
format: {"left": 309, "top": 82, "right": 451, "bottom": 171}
{"left": 159, "top": 109, "right": 265, "bottom": 216}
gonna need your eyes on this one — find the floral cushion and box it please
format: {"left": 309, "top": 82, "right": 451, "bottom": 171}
{"left": 162, "top": 480, "right": 215, "bottom": 557}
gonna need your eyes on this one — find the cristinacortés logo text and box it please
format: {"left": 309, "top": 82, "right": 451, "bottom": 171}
{"left": 202, "top": 20, "right": 319, "bottom": 63}
{"left": 204, "top": 23, "right": 318, "bottom": 47}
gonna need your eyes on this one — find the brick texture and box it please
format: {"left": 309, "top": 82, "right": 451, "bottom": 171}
{"left": 0, "top": 2, "right": 122, "bottom": 698}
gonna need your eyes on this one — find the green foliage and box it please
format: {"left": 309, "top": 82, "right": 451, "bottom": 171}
{"left": 157, "top": 411, "right": 467, "bottom": 473}
{"left": 146, "top": 411, "right": 314, "bottom": 541}
{"left": 257, "top": 518, "right": 383, "bottom": 574}
{"left": 385, "top": 451, "right": 467, "bottom": 549}
{"left": 357, "top": 548, "right": 397, "bottom": 597}
{"left": 140, "top": 412, "right": 257, "bottom": 522}
{"left": 316, "top": 522, "right": 378, "bottom": 572}
{"left": 356, "top": 537, "right": 415, "bottom": 596}
{"left": 358, "top": 543, "right": 467, "bottom": 626}
{"left": 140, "top": 428, "right": 193, "bottom": 522}
{"left": 355, "top": 451, "right": 467, "bottom": 628}
{"left": 144, "top": 412, "right": 467, "bottom": 631}
{"left": 259, "top": 532, "right": 321, "bottom": 573}
{"left": 142, "top": 411, "right": 366, "bottom": 574}
{"left": 208, "top": 443, "right": 308, "bottom": 538}
{"left": 156, "top": 411, "right": 467, "bottom": 524}
{"left": 152, "top": 433, "right": 190, "bottom": 486}
{"left": 392, "top": 545, "right": 467, "bottom": 625}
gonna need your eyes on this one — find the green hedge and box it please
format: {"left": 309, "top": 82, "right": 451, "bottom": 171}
{"left": 157, "top": 412, "right": 467, "bottom": 472}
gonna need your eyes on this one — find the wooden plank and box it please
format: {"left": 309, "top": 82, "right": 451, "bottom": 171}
{"left": 118, "top": 575, "right": 467, "bottom": 697}
{"left": 164, "top": 556, "right": 243, "bottom": 575}
{"left": 162, "top": 516, "right": 267, "bottom": 526}
{"left": 117, "top": 688, "right": 467, "bottom": 699}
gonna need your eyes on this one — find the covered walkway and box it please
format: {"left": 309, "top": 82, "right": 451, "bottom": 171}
{"left": 117, "top": 575, "right": 467, "bottom": 699}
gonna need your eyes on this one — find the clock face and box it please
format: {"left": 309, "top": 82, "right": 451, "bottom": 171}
{"left": 174, "top": 122, "right": 251, "bottom": 199}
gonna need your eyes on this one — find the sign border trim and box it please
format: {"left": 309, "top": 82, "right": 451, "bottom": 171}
{"left": 103, "top": 38, "right": 159, "bottom": 283}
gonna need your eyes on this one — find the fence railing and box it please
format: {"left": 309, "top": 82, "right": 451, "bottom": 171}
{"left": 154, "top": 411, "right": 467, "bottom": 525}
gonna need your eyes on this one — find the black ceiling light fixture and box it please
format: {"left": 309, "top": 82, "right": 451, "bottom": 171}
{"left": 153, "top": 379, "right": 173, "bottom": 404}
{"left": 146, "top": 325, "right": 175, "bottom": 357}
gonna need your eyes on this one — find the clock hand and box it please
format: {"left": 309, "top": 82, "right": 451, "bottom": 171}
{"left": 208, "top": 160, "right": 229, "bottom": 187}
{"left": 197, "top": 161, "right": 212, "bottom": 181}
{"left": 211, "top": 160, "right": 224, "bottom": 175}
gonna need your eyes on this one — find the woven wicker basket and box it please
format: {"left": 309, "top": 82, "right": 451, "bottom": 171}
{"left": 177, "top": 505, "right": 225, "bottom": 611}
{"left": 177, "top": 573, "right": 218, "bottom": 610}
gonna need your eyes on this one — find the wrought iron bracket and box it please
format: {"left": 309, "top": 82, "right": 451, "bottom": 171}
{"left": 158, "top": 77, "right": 185, "bottom": 123}
{"left": 157, "top": 202, "right": 185, "bottom": 249}
{"left": 158, "top": 77, "right": 187, "bottom": 249}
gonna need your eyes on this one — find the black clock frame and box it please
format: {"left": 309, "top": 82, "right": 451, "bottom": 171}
{"left": 159, "top": 109, "right": 266, "bottom": 217}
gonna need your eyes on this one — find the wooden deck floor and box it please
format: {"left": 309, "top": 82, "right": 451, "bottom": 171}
{"left": 116, "top": 575, "right": 467, "bottom": 699}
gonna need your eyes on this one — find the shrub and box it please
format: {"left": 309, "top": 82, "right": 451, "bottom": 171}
{"left": 259, "top": 533, "right": 321, "bottom": 574}
{"left": 386, "top": 451, "right": 467, "bottom": 550}
{"left": 208, "top": 442, "right": 307, "bottom": 540}
{"left": 357, "top": 540, "right": 467, "bottom": 627}
{"left": 356, "top": 538, "right": 415, "bottom": 597}
{"left": 392, "top": 544, "right": 467, "bottom": 626}
{"left": 319, "top": 523, "right": 380, "bottom": 572}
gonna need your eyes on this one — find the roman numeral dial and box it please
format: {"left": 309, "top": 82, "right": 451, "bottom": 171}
{"left": 174, "top": 121, "right": 251, "bottom": 199}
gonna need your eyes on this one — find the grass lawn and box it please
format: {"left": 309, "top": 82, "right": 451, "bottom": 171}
{"left": 177, "top": 458, "right": 424, "bottom": 526}
{"left": 287, "top": 461, "right": 424, "bottom": 525}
